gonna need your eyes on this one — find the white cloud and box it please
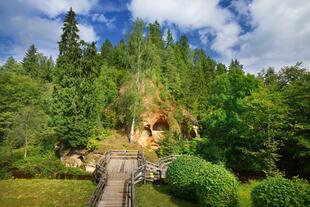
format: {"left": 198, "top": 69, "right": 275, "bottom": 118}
{"left": 232, "top": 0, "right": 310, "bottom": 71}
{"left": 23, "top": 0, "right": 98, "bottom": 17}
{"left": 92, "top": 13, "right": 116, "bottom": 29}
{"left": 0, "top": 0, "right": 99, "bottom": 63}
{"left": 129, "top": 0, "right": 310, "bottom": 72}
{"left": 3, "top": 16, "right": 62, "bottom": 61}
{"left": 78, "top": 24, "right": 99, "bottom": 42}
{"left": 129, "top": 0, "right": 241, "bottom": 64}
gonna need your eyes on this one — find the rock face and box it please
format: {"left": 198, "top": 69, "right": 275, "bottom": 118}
{"left": 120, "top": 78, "right": 199, "bottom": 149}
{"left": 134, "top": 111, "right": 170, "bottom": 149}
{"left": 58, "top": 147, "right": 102, "bottom": 173}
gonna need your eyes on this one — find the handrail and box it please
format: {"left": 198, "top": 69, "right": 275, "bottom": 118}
{"left": 126, "top": 154, "right": 179, "bottom": 207}
{"left": 87, "top": 150, "right": 179, "bottom": 207}
{"left": 87, "top": 150, "right": 140, "bottom": 207}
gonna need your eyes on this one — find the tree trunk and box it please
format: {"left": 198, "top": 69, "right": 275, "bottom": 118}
{"left": 24, "top": 135, "right": 28, "bottom": 159}
{"left": 130, "top": 116, "right": 135, "bottom": 143}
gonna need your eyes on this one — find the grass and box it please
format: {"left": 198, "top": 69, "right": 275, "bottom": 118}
{"left": 97, "top": 130, "right": 159, "bottom": 162}
{"left": 238, "top": 180, "right": 261, "bottom": 207}
{"left": 135, "top": 183, "right": 198, "bottom": 207}
{"left": 135, "top": 180, "right": 261, "bottom": 207}
{"left": 0, "top": 179, "right": 95, "bottom": 207}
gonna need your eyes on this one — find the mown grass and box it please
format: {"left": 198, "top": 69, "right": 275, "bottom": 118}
{"left": 238, "top": 180, "right": 261, "bottom": 207}
{"left": 135, "top": 183, "right": 198, "bottom": 207}
{"left": 0, "top": 179, "right": 95, "bottom": 207}
{"left": 136, "top": 180, "right": 261, "bottom": 207}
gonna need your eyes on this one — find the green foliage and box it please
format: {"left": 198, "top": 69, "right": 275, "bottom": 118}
{"left": 195, "top": 162, "right": 239, "bottom": 207}
{"left": 12, "top": 149, "right": 87, "bottom": 178}
{"left": 195, "top": 138, "right": 226, "bottom": 165}
{"left": 251, "top": 176, "right": 310, "bottom": 207}
{"left": 1, "top": 57, "right": 23, "bottom": 73}
{"left": 156, "top": 134, "right": 196, "bottom": 157}
{"left": 100, "top": 39, "right": 113, "bottom": 64}
{"left": 0, "top": 70, "right": 42, "bottom": 141}
{"left": 166, "top": 155, "right": 206, "bottom": 200}
{"left": 52, "top": 9, "right": 100, "bottom": 148}
{"left": 0, "top": 144, "right": 12, "bottom": 179}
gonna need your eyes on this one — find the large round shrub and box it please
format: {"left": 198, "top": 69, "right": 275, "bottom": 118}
{"left": 195, "top": 163, "right": 239, "bottom": 207}
{"left": 166, "top": 155, "right": 206, "bottom": 200}
{"left": 251, "top": 177, "right": 310, "bottom": 207}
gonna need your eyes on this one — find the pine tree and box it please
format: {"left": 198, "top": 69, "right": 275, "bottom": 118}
{"left": 22, "top": 44, "right": 39, "bottom": 78}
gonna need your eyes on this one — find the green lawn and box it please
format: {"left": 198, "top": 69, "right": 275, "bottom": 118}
{"left": 0, "top": 179, "right": 95, "bottom": 207}
{"left": 136, "top": 181, "right": 261, "bottom": 207}
{"left": 237, "top": 180, "right": 260, "bottom": 207}
{"left": 135, "top": 183, "right": 198, "bottom": 207}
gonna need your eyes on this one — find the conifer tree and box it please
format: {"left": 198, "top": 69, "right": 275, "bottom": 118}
{"left": 178, "top": 35, "right": 190, "bottom": 63}
{"left": 162, "top": 45, "right": 181, "bottom": 99}
{"left": 148, "top": 21, "right": 163, "bottom": 49}
{"left": 100, "top": 39, "right": 113, "bottom": 64}
{"left": 166, "top": 29, "right": 174, "bottom": 48}
{"left": 58, "top": 8, "right": 80, "bottom": 61}
{"left": 22, "top": 44, "right": 39, "bottom": 78}
{"left": 52, "top": 9, "right": 98, "bottom": 147}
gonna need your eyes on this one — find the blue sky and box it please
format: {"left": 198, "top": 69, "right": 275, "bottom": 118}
{"left": 0, "top": 0, "right": 309, "bottom": 73}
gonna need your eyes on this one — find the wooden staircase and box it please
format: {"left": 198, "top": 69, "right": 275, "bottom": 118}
{"left": 87, "top": 150, "right": 179, "bottom": 207}
{"left": 98, "top": 174, "right": 128, "bottom": 207}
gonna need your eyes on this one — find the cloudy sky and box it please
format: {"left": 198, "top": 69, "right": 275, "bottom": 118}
{"left": 0, "top": 0, "right": 309, "bottom": 73}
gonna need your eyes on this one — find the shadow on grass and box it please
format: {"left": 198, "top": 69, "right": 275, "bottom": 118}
{"left": 135, "top": 183, "right": 198, "bottom": 207}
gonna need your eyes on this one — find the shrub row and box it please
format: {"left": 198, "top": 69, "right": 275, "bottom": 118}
{"left": 166, "top": 155, "right": 238, "bottom": 207}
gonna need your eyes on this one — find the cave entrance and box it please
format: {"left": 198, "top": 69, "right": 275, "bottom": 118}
{"left": 153, "top": 118, "right": 169, "bottom": 131}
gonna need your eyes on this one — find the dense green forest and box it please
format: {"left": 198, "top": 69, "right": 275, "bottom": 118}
{"left": 0, "top": 8, "right": 309, "bottom": 183}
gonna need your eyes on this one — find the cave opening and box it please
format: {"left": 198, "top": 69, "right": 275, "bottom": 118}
{"left": 153, "top": 118, "right": 169, "bottom": 131}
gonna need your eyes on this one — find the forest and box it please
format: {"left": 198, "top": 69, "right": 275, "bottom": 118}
{"left": 0, "top": 8, "right": 309, "bottom": 207}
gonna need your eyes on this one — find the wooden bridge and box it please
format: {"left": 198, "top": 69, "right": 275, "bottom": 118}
{"left": 86, "top": 150, "right": 179, "bottom": 207}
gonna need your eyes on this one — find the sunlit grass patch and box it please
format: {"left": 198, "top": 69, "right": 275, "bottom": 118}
{"left": 0, "top": 179, "right": 95, "bottom": 207}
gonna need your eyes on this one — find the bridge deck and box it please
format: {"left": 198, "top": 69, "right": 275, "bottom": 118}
{"left": 98, "top": 158, "right": 138, "bottom": 207}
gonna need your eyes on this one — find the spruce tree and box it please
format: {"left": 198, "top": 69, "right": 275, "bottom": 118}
{"left": 148, "top": 21, "right": 163, "bottom": 49}
{"left": 100, "top": 39, "right": 113, "bottom": 64}
{"left": 166, "top": 29, "right": 174, "bottom": 48}
{"left": 52, "top": 9, "right": 98, "bottom": 148}
{"left": 178, "top": 35, "right": 190, "bottom": 63}
{"left": 58, "top": 8, "right": 80, "bottom": 61}
{"left": 22, "top": 44, "right": 39, "bottom": 78}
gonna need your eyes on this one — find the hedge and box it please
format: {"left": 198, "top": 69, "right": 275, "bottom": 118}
{"left": 251, "top": 176, "right": 310, "bottom": 207}
{"left": 166, "top": 155, "right": 206, "bottom": 200}
{"left": 195, "top": 162, "right": 239, "bottom": 207}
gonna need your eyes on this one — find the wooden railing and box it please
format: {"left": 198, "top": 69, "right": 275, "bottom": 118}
{"left": 87, "top": 150, "right": 179, "bottom": 207}
{"left": 126, "top": 154, "right": 179, "bottom": 207}
{"left": 87, "top": 150, "right": 140, "bottom": 207}
{"left": 87, "top": 171, "right": 108, "bottom": 207}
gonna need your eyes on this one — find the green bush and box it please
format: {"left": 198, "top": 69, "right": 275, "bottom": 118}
{"left": 12, "top": 151, "right": 88, "bottom": 178}
{"left": 251, "top": 176, "right": 310, "bottom": 207}
{"left": 166, "top": 155, "right": 206, "bottom": 200}
{"left": 195, "top": 162, "right": 239, "bottom": 207}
